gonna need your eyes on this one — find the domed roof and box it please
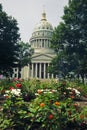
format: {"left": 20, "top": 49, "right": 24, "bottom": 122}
{"left": 33, "top": 10, "right": 53, "bottom": 31}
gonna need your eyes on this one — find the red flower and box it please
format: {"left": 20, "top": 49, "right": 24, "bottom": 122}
{"left": 9, "top": 87, "right": 14, "bottom": 90}
{"left": 16, "top": 83, "right": 22, "bottom": 88}
{"left": 48, "top": 114, "right": 53, "bottom": 120}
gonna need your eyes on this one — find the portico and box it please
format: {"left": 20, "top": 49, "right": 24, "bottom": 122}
{"left": 30, "top": 62, "right": 52, "bottom": 79}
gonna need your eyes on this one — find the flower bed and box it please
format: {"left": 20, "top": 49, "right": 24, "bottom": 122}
{"left": 0, "top": 79, "right": 87, "bottom": 130}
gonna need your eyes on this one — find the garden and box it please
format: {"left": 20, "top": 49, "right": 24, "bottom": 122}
{"left": 0, "top": 78, "right": 87, "bottom": 130}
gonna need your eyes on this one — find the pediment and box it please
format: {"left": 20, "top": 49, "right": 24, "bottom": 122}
{"left": 32, "top": 53, "right": 55, "bottom": 62}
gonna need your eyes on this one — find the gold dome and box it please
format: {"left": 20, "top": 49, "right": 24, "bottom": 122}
{"left": 33, "top": 10, "right": 53, "bottom": 32}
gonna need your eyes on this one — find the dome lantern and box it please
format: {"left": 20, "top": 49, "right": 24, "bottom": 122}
{"left": 41, "top": 10, "right": 47, "bottom": 21}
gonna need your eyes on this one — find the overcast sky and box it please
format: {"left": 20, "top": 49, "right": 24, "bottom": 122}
{"left": 1, "top": 0, "right": 69, "bottom": 42}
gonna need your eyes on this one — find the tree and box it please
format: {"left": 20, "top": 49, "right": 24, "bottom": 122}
{"left": 17, "top": 41, "right": 34, "bottom": 78}
{"left": 0, "top": 4, "right": 20, "bottom": 77}
{"left": 50, "top": 0, "right": 87, "bottom": 82}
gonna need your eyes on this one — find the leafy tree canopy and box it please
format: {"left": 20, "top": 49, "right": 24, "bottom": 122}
{"left": 17, "top": 41, "right": 34, "bottom": 78}
{"left": 50, "top": 0, "right": 87, "bottom": 82}
{"left": 17, "top": 41, "right": 34, "bottom": 68}
{"left": 0, "top": 4, "right": 20, "bottom": 76}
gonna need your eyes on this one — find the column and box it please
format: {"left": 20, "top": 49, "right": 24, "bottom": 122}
{"left": 35, "top": 63, "right": 37, "bottom": 78}
{"left": 44, "top": 39, "right": 46, "bottom": 48}
{"left": 39, "top": 63, "right": 41, "bottom": 78}
{"left": 44, "top": 63, "right": 46, "bottom": 79}
{"left": 51, "top": 74, "right": 54, "bottom": 79}
{"left": 48, "top": 63, "right": 50, "bottom": 79}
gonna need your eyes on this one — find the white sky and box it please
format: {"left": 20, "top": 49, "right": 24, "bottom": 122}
{"left": 1, "top": 0, "right": 68, "bottom": 42}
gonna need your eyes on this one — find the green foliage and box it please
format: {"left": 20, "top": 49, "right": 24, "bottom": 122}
{"left": 50, "top": 0, "right": 87, "bottom": 82}
{"left": 17, "top": 41, "right": 34, "bottom": 78}
{"left": 18, "top": 41, "right": 34, "bottom": 67}
{"left": 0, "top": 96, "right": 30, "bottom": 129}
{"left": 0, "top": 79, "right": 16, "bottom": 91}
{"left": 0, "top": 4, "right": 20, "bottom": 77}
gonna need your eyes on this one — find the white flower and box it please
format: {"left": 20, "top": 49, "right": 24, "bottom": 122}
{"left": 4, "top": 89, "right": 21, "bottom": 97}
{"left": 11, "top": 89, "right": 21, "bottom": 96}
{"left": 72, "top": 88, "right": 81, "bottom": 97}
{"left": 67, "top": 87, "right": 81, "bottom": 97}
{"left": 3, "top": 94, "right": 8, "bottom": 97}
{"left": 5, "top": 90, "right": 10, "bottom": 94}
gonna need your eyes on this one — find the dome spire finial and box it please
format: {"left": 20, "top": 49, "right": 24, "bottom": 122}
{"left": 41, "top": 5, "right": 47, "bottom": 21}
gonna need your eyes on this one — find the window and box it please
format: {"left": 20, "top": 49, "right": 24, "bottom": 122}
{"left": 15, "top": 68, "right": 17, "bottom": 72}
{"left": 14, "top": 74, "right": 17, "bottom": 78}
{"left": 42, "top": 40, "right": 44, "bottom": 47}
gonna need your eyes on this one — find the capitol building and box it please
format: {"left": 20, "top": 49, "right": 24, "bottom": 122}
{"left": 13, "top": 10, "right": 56, "bottom": 79}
